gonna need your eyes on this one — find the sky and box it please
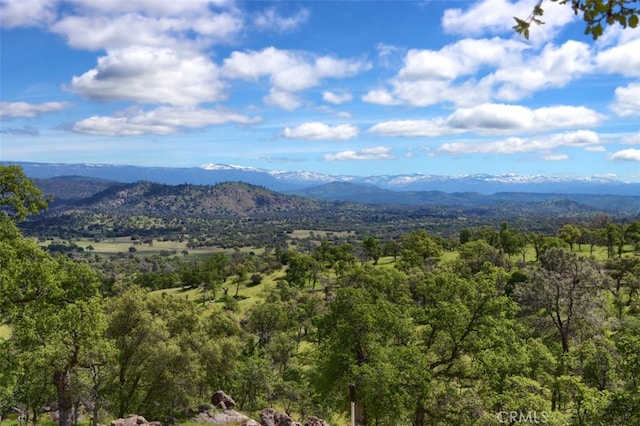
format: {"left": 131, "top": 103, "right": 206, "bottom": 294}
{"left": 1, "top": 0, "right": 639, "bottom": 180}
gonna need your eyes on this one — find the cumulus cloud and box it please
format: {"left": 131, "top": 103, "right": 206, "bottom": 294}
{"left": 264, "top": 89, "right": 302, "bottom": 111}
{"left": 361, "top": 89, "right": 399, "bottom": 106}
{"left": 71, "top": 106, "right": 261, "bottom": 136}
{"left": 369, "top": 104, "right": 603, "bottom": 138}
{"left": 283, "top": 122, "right": 359, "bottom": 141}
{"left": 253, "top": 8, "right": 309, "bottom": 32}
{"left": 52, "top": 12, "right": 243, "bottom": 50}
{"left": 369, "top": 118, "right": 459, "bottom": 138}
{"left": 596, "top": 39, "right": 640, "bottom": 77}
{"left": 441, "top": 0, "right": 574, "bottom": 39}
{"left": 322, "top": 91, "right": 352, "bottom": 105}
{"left": 447, "top": 104, "right": 603, "bottom": 133}
{"left": 611, "top": 83, "right": 640, "bottom": 116}
{"left": 0, "top": 0, "right": 56, "bottom": 28}
{"left": 621, "top": 132, "right": 640, "bottom": 145}
{"left": 363, "top": 37, "right": 592, "bottom": 107}
{"left": 0, "top": 101, "right": 73, "bottom": 118}
{"left": 487, "top": 40, "right": 594, "bottom": 101}
{"left": 70, "top": 46, "right": 226, "bottom": 106}
{"left": 222, "top": 47, "right": 370, "bottom": 109}
{"left": 609, "top": 149, "right": 640, "bottom": 162}
{"left": 438, "top": 130, "right": 601, "bottom": 156}
{"left": 324, "top": 146, "right": 395, "bottom": 161}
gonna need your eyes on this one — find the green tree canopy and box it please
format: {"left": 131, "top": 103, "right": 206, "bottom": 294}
{"left": 0, "top": 164, "right": 49, "bottom": 221}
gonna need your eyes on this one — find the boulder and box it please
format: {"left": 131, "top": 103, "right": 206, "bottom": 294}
{"left": 304, "top": 417, "right": 329, "bottom": 426}
{"left": 110, "top": 415, "right": 158, "bottom": 426}
{"left": 259, "top": 408, "right": 300, "bottom": 426}
{"left": 191, "top": 409, "right": 254, "bottom": 425}
{"left": 211, "top": 390, "right": 236, "bottom": 410}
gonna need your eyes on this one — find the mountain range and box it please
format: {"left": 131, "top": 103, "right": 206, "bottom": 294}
{"left": 7, "top": 160, "right": 640, "bottom": 196}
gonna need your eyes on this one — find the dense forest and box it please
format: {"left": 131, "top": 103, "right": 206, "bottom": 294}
{"left": 2, "top": 164, "right": 640, "bottom": 426}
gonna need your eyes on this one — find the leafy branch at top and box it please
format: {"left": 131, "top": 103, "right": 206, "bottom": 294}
{"left": 514, "top": 0, "right": 640, "bottom": 40}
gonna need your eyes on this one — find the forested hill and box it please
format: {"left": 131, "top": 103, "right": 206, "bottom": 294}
{"left": 58, "top": 180, "right": 325, "bottom": 217}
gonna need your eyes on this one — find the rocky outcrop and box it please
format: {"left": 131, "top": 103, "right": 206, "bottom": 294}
{"left": 210, "top": 390, "right": 236, "bottom": 410}
{"left": 304, "top": 417, "right": 329, "bottom": 426}
{"left": 259, "top": 408, "right": 300, "bottom": 426}
{"left": 191, "top": 409, "right": 257, "bottom": 425}
{"left": 110, "top": 415, "right": 161, "bottom": 426}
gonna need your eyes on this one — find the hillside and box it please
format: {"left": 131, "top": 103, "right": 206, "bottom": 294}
{"left": 69, "top": 181, "right": 324, "bottom": 218}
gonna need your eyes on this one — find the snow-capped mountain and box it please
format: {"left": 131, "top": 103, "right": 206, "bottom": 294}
{"left": 5, "top": 161, "right": 640, "bottom": 196}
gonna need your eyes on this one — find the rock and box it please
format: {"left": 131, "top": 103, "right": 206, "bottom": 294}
{"left": 198, "top": 405, "right": 212, "bottom": 414}
{"left": 191, "top": 409, "right": 254, "bottom": 424}
{"left": 211, "top": 390, "right": 236, "bottom": 410}
{"left": 304, "top": 417, "right": 329, "bottom": 426}
{"left": 259, "top": 408, "right": 300, "bottom": 426}
{"left": 110, "top": 415, "right": 158, "bottom": 426}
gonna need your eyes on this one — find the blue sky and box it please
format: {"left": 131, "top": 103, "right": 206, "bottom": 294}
{"left": 1, "top": 0, "right": 639, "bottom": 180}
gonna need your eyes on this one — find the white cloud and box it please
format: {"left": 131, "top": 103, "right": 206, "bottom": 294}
{"left": 222, "top": 47, "right": 369, "bottom": 91}
{"left": 264, "top": 89, "right": 301, "bottom": 111}
{"left": 70, "top": 46, "right": 225, "bottom": 106}
{"left": 369, "top": 104, "right": 603, "bottom": 138}
{"left": 438, "top": 130, "right": 601, "bottom": 155}
{"left": 52, "top": 11, "right": 243, "bottom": 50}
{"left": 72, "top": 106, "right": 261, "bottom": 136}
{"left": 584, "top": 146, "right": 606, "bottom": 152}
{"left": 609, "top": 149, "right": 640, "bottom": 162}
{"left": 324, "top": 146, "right": 395, "bottom": 161}
{"left": 222, "top": 47, "right": 369, "bottom": 109}
{"left": 611, "top": 83, "right": 640, "bottom": 116}
{"left": 0, "top": 101, "right": 73, "bottom": 118}
{"left": 442, "top": 0, "right": 574, "bottom": 40}
{"left": 487, "top": 40, "right": 594, "bottom": 101}
{"left": 369, "top": 118, "right": 459, "bottom": 138}
{"left": 322, "top": 91, "right": 353, "bottom": 105}
{"left": 596, "top": 39, "right": 640, "bottom": 77}
{"left": 366, "top": 37, "right": 592, "bottom": 107}
{"left": 361, "top": 89, "right": 399, "bottom": 105}
{"left": 0, "top": 0, "right": 56, "bottom": 28}
{"left": 542, "top": 153, "right": 569, "bottom": 161}
{"left": 283, "top": 122, "right": 359, "bottom": 141}
{"left": 253, "top": 8, "right": 309, "bottom": 32}
{"left": 447, "top": 104, "right": 603, "bottom": 133}
{"left": 66, "top": 0, "right": 231, "bottom": 16}
{"left": 621, "top": 132, "right": 640, "bottom": 145}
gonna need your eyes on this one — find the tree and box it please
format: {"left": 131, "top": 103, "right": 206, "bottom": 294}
{"left": 361, "top": 236, "right": 382, "bottom": 265}
{"left": 1, "top": 217, "right": 106, "bottom": 426}
{"left": 0, "top": 164, "right": 49, "bottom": 221}
{"left": 515, "top": 0, "right": 640, "bottom": 40}
{"left": 516, "top": 248, "right": 604, "bottom": 353}
{"left": 398, "top": 229, "right": 442, "bottom": 269}
{"left": 559, "top": 224, "right": 582, "bottom": 252}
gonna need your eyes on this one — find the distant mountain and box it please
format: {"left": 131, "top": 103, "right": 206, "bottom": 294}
{"left": 288, "top": 182, "right": 640, "bottom": 216}
{"left": 6, "top": 160, "right": 640, "bottom": 196}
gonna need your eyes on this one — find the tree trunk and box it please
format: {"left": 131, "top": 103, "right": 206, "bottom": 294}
{"left": 54, "top": 370, "right": 73, "bottom": 426}
{"left": 413, "top": 403, "right": 426, "bottom": 426}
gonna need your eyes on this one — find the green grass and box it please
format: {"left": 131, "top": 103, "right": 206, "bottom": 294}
{"left": 0, "top": 324, "right": 11, "bottom": 340}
